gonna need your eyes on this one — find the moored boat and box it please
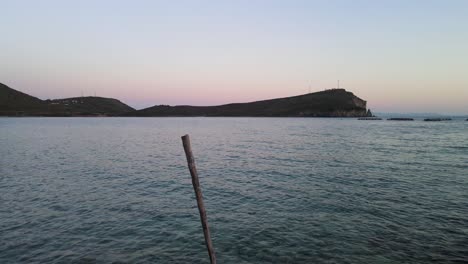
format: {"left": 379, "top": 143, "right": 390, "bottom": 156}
{"left": 387, "top": 118, "right": 414, "bottom": 121}
{"left": 358, "top": 117, "right": 382, "bottom": 120}
{"left": 424, "top": 118, "right": 452, "bottom": 122}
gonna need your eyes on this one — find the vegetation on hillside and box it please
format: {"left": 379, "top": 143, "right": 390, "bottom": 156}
{"left": 126, "top": 89, "right": 369, "bottom": 117}
{"left": 0, "top": 83, "right": 134, "bottom": 116}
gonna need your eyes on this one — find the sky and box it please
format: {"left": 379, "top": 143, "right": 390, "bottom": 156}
{"left": 1, "top": 0, "right": 467, "bottom": 114}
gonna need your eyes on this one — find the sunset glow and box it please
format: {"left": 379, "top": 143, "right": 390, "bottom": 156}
{"left": 2, "top": 0, "right": 467, "bottom": 113}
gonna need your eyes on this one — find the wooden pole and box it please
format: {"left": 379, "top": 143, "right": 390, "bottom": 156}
{"left": 181, "top": 134, "right": 216, "bottom": 264}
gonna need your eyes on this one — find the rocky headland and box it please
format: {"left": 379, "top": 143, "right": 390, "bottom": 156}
{"left": 125, "top": 89, "right": 370, "bottom": 117}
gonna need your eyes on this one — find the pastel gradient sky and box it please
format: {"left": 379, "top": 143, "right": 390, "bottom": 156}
{"left": 1, "top": 0, "right": 467, "bottom": 113}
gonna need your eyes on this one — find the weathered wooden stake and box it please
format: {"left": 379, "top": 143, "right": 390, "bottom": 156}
{"left": 181, "top": 134, "right": 216, "bottom": 264}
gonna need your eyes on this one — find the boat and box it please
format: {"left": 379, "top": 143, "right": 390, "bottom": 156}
{"left": 358, "top": 117, "right": 382, "bottom": 120}
{"left": 387, "top": 118, "right": 414, "bottom": 121}
{"left": 424, "top": 118, "right": 452, "bottom": 122}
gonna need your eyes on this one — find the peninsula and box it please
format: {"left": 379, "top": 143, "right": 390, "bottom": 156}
{"left": 1, "top": 82, "right": 370, "bottom": 117}
{"left": 125, "top": 89, "right": 370, "bottom": 117}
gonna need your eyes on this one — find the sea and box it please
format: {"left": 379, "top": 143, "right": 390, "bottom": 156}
{"left": 1, "top": 117, "right": 467, "bottom": 263}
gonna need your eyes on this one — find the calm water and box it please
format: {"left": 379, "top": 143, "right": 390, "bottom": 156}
{"left": 1, "top": 117, "right": 467, "bottom": 263}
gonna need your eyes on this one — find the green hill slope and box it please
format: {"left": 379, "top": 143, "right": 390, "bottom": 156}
{"left": 48, "top": 97, "right": 135, "bottom": 116}
{"left": 0, "top": 83, "right": 48, "bottom": 115}
{"left": 0, "top": 83, "right": 135, "bottom": 116}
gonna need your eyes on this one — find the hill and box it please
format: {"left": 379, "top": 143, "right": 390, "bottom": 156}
{"left": 0, "top": 83, "right": 49, "bottom": 115}
{"left": 47, "top": 97, "right": 135, "bottom": 116}
{"left": 0, "top": 83, "right": 134, "bottom": 116}
{"left": 125, "top": 89, "right": 369, "bottom": 117}
{"left": 1, "top": 83, "right": 371, "bottom": 117}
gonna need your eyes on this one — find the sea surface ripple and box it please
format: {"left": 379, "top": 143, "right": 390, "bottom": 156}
{"left": 1, "top": 117, "right": 467, "bottom": 263}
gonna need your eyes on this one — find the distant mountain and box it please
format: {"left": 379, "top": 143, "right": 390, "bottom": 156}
{"left": 1, "top": 83, "right": 371, "bottom": 117}
{"left": 0, "top": 83, "right": 134, "bottom": 116}
{"left": 125, "top": 89, "right": 369, "bottom": 117}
